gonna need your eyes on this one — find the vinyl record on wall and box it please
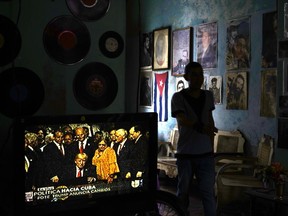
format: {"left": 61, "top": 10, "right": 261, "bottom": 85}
{"left": 0, "top": 15, "right": 21, "bottom": 66}
{"left": 43, "top": 15, "right": 90, "bottom": 65}
{"left": 0, "top": 67, "right": 45, "bottom": 118}
{"left": 66, "top": 0, "right": 110, "bottom": 21}
{"left": 99, "top": 31, "right": 124, "bottom": 58}
{"left": 73, "top": 62, "right": 118, "bottom": 110}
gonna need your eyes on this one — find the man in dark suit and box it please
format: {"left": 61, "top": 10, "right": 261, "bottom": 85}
{"left": 66, "top": 126, "right": 96, "bottom": 165}
{"left": 63, "top": 153, "right": 96, "bottom": 185}
{"left": 113, "top": 128, "right": 133, "bottom": 180}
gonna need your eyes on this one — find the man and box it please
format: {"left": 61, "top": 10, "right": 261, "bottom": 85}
{"left": 209, "top": 77, "right": 220, "bottom": 104}
{"left": 171, "top": 61, "right": 218, "bottom": 216}
{"left": 173, "top": 49, "right": 189, "bottom": 75}
{"left": 227, "top": 74, "right": 246, "bottom": 109}
{"left": 197, "top": 30, "right": 216, "bottom": 68}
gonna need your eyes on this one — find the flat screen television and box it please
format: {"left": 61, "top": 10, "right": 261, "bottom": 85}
{"left": 12, "top": 112, "right": 158, "bottom": 216}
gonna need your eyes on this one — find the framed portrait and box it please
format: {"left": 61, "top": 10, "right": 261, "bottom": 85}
{"left": 140, "top": 32, "right": 153, "bottom": 68}
{"left": 201, "top": 71, "right": 210, "bottom": 90}
{"left": 175, "top": 76, "right": 188, "bottom": 92}
{"left": 153, "top": 27, "right": 171, "bottom": 70}
{"left": 262, "top": 11, "right": 277, "bottom": 68}
{"left": 196, "top": 22, "right": 217, "bottom": 69}
{"left": 208, "top": 75, "right": 222, "bottom": 105}
{"left": 260, "top": 69, "right": 277, "bottom": 118}
{"left": 226, "top": 71, "right": 248, "bottom": 110}
{"left": 172, "top": 27, "right": 193, "bottom": 76}
{"left": 226, "top": 17, "right": 251, "bottom": 70}
{"left": 278, "top": 118, "right": 288, "bottom": 149}
{"left": 283, "top": 60, "right": 288, "bottom": 95}
{"left": 138, "top": 68, "right": 153, "bottom": 108}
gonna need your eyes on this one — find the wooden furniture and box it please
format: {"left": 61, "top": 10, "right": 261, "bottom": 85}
{"left": 215, "top": 134, "right": 274, "bottom": 210}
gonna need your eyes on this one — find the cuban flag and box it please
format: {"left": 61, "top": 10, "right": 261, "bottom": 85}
{"left": 154, "top": 71, "right": 168, "bottom": 121}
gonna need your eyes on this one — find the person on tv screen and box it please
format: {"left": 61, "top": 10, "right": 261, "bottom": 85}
{"left": 92, "top": 137, "right": 120, "bottom": 183}
{"left": 64, "top": 152, "right": 96, "bottom": 185}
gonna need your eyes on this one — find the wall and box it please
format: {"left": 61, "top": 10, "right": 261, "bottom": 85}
{"left": 0, "top": 1, "right": 126, "bottom": 146}
{"left": 135, "top": 0, "right": 288, "bottom": 165}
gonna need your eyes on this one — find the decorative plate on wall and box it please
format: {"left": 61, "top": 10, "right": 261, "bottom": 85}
{"left": 66, "top": 0, "right": 110, "bottom": 21}
{"left": 0, "top": 67, "right": 45, "bottom": 118}
{"left": 73, "top": 62, "right": 118, "bottom": 110}
{"left": 0, "top": 15, "right": 21, "bottom": 66}
{"left": 43, "top": 15, "right": 90, "bottom": 65}
{"left": 99, "top": 31, "right": 124, "bottom": 58}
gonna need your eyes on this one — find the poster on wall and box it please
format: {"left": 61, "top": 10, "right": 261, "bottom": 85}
{"left": 262, "top": 11, "right": 277, "bottom": 68}
{"left": 226, "top": 17, "right": 250, "bottom": 70}
{"left": 172, "top": 27, "right": 193, "bottom": 76}
{"left": 260, "top": 69, "right": 277, "bottom": 118}
{"left": 138, "top": 68, "right": 153, "bottom": 108}
{"left": 208, "top": 75, "right": 222, "bottom": 105}
{"left": 226, "top": 71, "right": 248, "bottom": 110}
{"left": 175, "top": 76, "right": 188, "bottom": 92}
{"left": 196, "top": 22, "right": 217, "bottom": 69}
{"left": 140, "top": 32, "right": 153, "bottom": 68}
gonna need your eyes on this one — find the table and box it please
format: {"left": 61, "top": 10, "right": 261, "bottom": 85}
{"left": 245, "top": 188, "right": 288, "bottom": 216}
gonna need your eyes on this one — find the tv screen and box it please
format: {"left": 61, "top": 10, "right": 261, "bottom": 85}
{"left": 13, "top": 112, "right": 158, "bottom": 216}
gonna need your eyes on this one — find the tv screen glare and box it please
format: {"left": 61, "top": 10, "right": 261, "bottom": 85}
{"left": 13, "top": 112, "right": 158, "bottom": 216}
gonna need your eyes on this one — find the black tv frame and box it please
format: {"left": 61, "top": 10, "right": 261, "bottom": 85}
{"left": 12, "top": 112, "right": 158, "bottom": 216}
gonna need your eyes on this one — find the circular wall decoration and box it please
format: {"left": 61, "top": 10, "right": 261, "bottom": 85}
{"left": 99, "top": 31, "right": 124, "bottom": 58}
{"left": 43, "top": 15, "right": 90, "bottom": 65}
{"left": 0, "top": 67, "right": 45, "bottom": 118}
{"left": 0, "top": 15, "right": 21, "bottom": 66}
{"left": 66, "top": 0, "right": 110, "bottom": 21}
{"left": 73, "top": 62, "right": 118, "bottom": 110}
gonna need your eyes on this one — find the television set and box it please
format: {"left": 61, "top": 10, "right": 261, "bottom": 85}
{"left": 12, "top": 112, "right": 158, "bottom": 216}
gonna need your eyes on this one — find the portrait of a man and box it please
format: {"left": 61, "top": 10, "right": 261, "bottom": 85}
{"left": 209, "top": 76, "right": 222, "bottom": 104}
{"left": 196, "top": 22, "right": 217, "bottom": 69}
{"left": 153, "top": 27, "right": 170, "bottom": 70}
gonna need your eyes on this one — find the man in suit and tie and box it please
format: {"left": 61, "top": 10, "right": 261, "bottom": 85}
{"left": 113, "top": 128, "right": 133, "bottom": 180}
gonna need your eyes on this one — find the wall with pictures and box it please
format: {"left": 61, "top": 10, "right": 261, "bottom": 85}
{"left": 0, "top": 1, "right": 126, "bottom": 147}
{"left": 136, "top": 0, "right": 288, "bottom": 165}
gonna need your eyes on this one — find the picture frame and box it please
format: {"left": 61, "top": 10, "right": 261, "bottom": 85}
{"left": 153, "top": 27, "right": 171, "bottom": 70}
{"left": 260, "top": 69, "right": 277, "bottom": 118}
{"left": 226, "top": 71, "right": 248, "bottom": 110}
{"left": 208, "top": 75, "right": 222, "bottom": 105}
{"left": 138, "top": 68, "right": 153, "bottom": 108}
{"left": 172, "top": 27, "right": 193, "bottom": 76}
{"left": 278, "top": 118, "right": 288, "bottom": 149}
{"left": 175, "top": 76, "right": 188, "bottom": 92}
{"left": 196, "top": 22, "right": 218, "bottom": 69}
{"left": 283, "top": 60, "right": 288, "bottom": 95}
{"left": 140, "top": 32, "right": 153, "bottom": 69}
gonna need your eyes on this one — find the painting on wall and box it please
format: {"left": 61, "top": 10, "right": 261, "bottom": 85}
{"left": 196, "top": 22, "right": 217, "bottom": 69}
{"left": 262, "top": 11, "right": 277, "bottom": 68}
{"left": 172, "top": 27, "right": 193, "bottom": 76}
{"left": 153, "top": 27, "right": 171, "bottom": 70}
{"left": 140, "top": 32, "right": 153, "bottom": 68}
{"left": 226, "top": 71, "right": 248, "bottom": 110}
{"left": 260, "top": 69, "right": 277, "bottom": 118}
{"left": 138, "top": 68, "right": 153, "bottom": 108}
{"left": 278, "top": 118, "right": 288, "bottom": 149}
{"left": 208, "top": 75, "right": 222, "bottom": 105}
{"left": 226, "top": 17, "right": 250, "bottom": 70}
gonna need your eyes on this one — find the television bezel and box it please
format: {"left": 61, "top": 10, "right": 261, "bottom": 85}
{"left": 13, "top": 112, "right": 158, "bottom": 216}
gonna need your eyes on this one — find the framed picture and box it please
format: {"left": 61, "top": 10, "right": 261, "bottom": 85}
{"left": 153, "top": 27, "right": 171, "bottom": 70}
{"left": 283, "top": 60, "right": 288, "bottom": 95}
{"left": 175, "top": 76, "right": 188, "bottom": 92}
{"left": 140, "top": 32, "right": 153, "bottom": 68}
{"left": 208, "top": 75, "right": 222, "bottom": 104}
{"left": 260, "top": 69, "right": 277, "bottom": 117}
{"left": 172, "top": 27, "right": 193, "bottom": 76}
{"left": 278, "top": 118, "right": 288, "bottom": 149}
{"left": 226, "top": 17, "right": 250, "bottom": 70}
{"left": 196, "top": 22, "right": 217, "bottom": 69}
{"left": 226, "top": 71, "right": 248, "bottom": 110}
{"left": 138, "top": 68, "right": 153, "bottom": 108}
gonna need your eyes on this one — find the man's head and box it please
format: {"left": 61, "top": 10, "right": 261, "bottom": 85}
{"left": 184, "top": 62, "right": 204, "bottom": 90}
{"left": 211, "top": 77, "right": 218, "bottom": 87}
{"left": 74, "top": 153, "right": 88, "bottom": 169}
